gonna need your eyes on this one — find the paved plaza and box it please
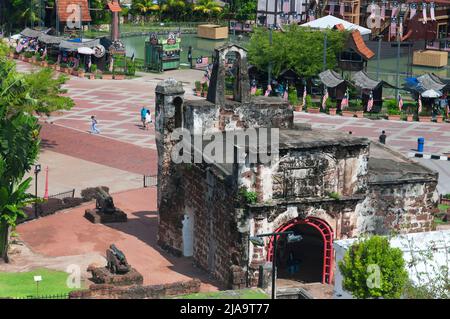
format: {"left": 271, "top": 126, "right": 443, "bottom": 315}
{"left": 8, "top": 59, "right": 450, "bottom": 292}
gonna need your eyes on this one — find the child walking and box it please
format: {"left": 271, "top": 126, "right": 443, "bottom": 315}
{"left": 90, "top": 115, "right": 100, "bottom": 134}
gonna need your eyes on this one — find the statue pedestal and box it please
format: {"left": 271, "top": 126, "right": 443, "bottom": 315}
{"left": 84, "top": 208, "right": 127, "bottom": 224}
{"left": 88, "top": 266, "right": 143, "bottom": 286}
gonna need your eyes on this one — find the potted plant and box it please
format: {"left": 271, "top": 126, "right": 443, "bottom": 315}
{"left": 342, "top": 100, "right": 357, "bottom": 117}
{"left": 24, "top": 51, "right": 33, "bottom": 63}
{"left": 195, "top": 81, "right": 202, "bottom": 96}
{"left": 72, "top": 67, "right": 79, "bottom": 76}
{"left": 59, "top": 62, "right": 67, "bottom": 73}
{"left": 114, "top": 72, "right": 125, "bottom": 80}
{"left": 88, "top": 64, "right": 97, "bottom": 79}
{"left": 405, "top": 105, "right": 414, "bottom": 122}
{"left": 326, "top": 98, "right": 337, "bottom": 115}
{"left": 304, "top": 96, "right": 317, "bottom": 113}
{"left": 354, "top": 100, "right": 364, "bottom": 118}
{"left": 201, "top": 82, "right": 209, "bottom": 97}
{"left": 387, "top": 108, "right": 402, "bottom": 121}
{"left": 78, "top": 68, "right": 86, "bottom": 78}
{"left": 288, "top": 89, "right": 300, "bottom": 111}
{"left": 419, "top": 108, "right": 432, "bottom": 122}
{"left": 435, "top": 109, "right": 445, "bottom": 123}
{"left": 102, "top": 71, "right": 113, "bottom": 80}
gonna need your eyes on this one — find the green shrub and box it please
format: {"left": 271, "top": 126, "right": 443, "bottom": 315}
{"left": 91, "top": 64, "right": 97, "bottom": 73}
{"left": 387, "top": 108, "right": 401, "bottom": 115}
{"left": 288, "top": 88, "right": 298, "bottom": 106}
{"left": 444, "top": 194, "right": 450, "bottom": 200}
{"left": 255, "top": 88, "right": 263, "bottom": 96}
{"left": 305, "top": 95, "right": 313, "bottom": 108}
{"left": 338, "top": 235, "right": 408, "bottom": 299}
{"left": 383, "top": 98, "right": 397, "bottom": 110}
{"left": 195, "top": 81, "right": 201, "bottom": 91}
{"left": 328, "top": 191, "right": 341, "bottom": 200}
{"left": 239, "top": 188, "right": 258, "bottom": 205}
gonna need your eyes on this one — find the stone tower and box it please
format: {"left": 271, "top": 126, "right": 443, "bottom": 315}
{"left": 155, "top": 79, "right": 186, "bottom": 254}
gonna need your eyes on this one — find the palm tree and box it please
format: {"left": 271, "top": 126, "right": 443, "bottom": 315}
{"left": 193, "top": 0, "right": 223, "bottom": 22}
{"left": 134, "top": 0, "right": 161, "bottom": 22}
{"left": 161, "top": 0, "right": 186, "bottom": 21}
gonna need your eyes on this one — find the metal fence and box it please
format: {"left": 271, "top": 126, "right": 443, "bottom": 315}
{"left": 143, "top": 175, "right": 157, "bottom": 188}
{"left": 15, "top": 293, "right": 69, "bottom": 299}
{"left": 48, "top": 189, "right": 75, "bottom": 200}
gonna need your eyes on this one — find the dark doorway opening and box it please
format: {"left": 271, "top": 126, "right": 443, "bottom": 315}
{"left": 267, "top": 217, "right": 334, "bottom": 284}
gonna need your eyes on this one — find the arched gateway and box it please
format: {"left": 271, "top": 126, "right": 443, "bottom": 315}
{"left": 267, "top": 217, "right": 334, "bottom": 284}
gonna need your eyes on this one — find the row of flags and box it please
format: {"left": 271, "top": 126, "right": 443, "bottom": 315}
{"left": 306, "top": 1, "right": 437, "bottom": 23}
{"left": 253, "top": 86, "right": 444, "bottom": 115}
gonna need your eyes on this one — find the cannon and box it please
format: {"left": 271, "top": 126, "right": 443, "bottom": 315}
{"left": 95, "top": 188, "right": 116, "bottom": 214}
{"left": 106, "top": 244, "right": 131, "bottom": 274}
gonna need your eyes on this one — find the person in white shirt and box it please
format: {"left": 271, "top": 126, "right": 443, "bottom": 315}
{"left": 145, "top": 110, "right": 152, "bottom": 130}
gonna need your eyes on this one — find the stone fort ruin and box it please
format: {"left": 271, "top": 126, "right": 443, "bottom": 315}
{"left": 155, "top": 44, "right": 439, "bottom": 289}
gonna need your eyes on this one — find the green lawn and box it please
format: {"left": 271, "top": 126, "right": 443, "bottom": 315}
{"left": 0, "top": 268, "right": 82, "bottom": 298}
{"left": 175, "top": 288, "right": 269, "bottom": 299}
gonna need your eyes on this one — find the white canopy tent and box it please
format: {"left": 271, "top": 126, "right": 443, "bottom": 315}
{"left": 300, "top": 15, "right": 372, "bottom": 36}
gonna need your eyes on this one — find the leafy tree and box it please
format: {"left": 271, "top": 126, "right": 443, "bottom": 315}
{"left": 338, "top": 235, "right": 409, "bottom": 299}
{"left": 248, "top": 25, "right": 348, "bottom": 78}
{"left": 193, "top": 0, "right": 223, "bottom": 21}
{"left": 0, "top": 40, "right": 73, "bottom": 259}
{"left": 230, "top": 0, "right": 257, "bottom": 21}
{"left": 161, "top": 0, "right": 187, "bottom": 21}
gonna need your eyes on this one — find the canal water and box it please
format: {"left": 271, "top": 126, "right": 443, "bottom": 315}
{"left": 122, "top": 33, "right": 450, "bottom": 87}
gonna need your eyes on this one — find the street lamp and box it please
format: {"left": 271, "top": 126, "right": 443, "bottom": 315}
{"left": 34, "top": 275, "right": 42, "bottom": 297}
{"left": 34, "top": 164, "right": 41, "bottom": 218}
{"left": 249, "top": 231, "right": 303, "bottom": 299}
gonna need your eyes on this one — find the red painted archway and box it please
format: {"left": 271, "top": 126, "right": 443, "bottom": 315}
{"left": 267, "top": 216, "right": 334, "bottom": 284}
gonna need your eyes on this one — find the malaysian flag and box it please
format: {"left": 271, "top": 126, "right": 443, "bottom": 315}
{"left": 391, "top": 1, "right": 399, "bottom": 17}
{"left": 398, "top": 94, "right": 403, "bottom": 111}
{"left": 390, "top": 17, "right": 397, "bottom": 38}
{"left": 367, "top": 91, "right": 374, "bottom": 112}
{"left": 410, "top": 3, "right": 417, "bottom": 19}
{"left": 381, "top": 1, "right": 386, "bottom": 20}
{"left": 447, "top": 104, "right": 449, "bottom": 117}
{"left": 308, "top": 10, "right": 315, "bottom": 21}
{"left": 430, "top": 2, "right": 436, "bottom": 21}
{"left": 418, "top": 95, "right": 423, "bottom": 113}
{"left": 322, "top": 89, "right": 329, "bottom": 110}
{"left": 283, "top": 0, "right": 290, "bottom": 14}
{"left": 422, "top": 3, "right": 428, "bottom": 24}
{"left": 251, "top": 86, "right": 257, "bottom": 95}
{"left": 283, "top": 88, "right": 289, "bottom": 101}
{"left": 329, "top": 2, "right": 335, "bottom": 16}
{"left": 369, "top": 3, "right": 376, "bottom": 19}
{"left": 302, "top": 86, "right": 307, "bottom": 106}
{"left": 341, "top": 91, "right": 349, "bottom": 109}
{"left": 340, "top": 2, "right": 345, "bottom": 16}
{"left": 265, "top": 85, "right": 272, "bottom": 97}
{"left": 195, "top": 56, "right": 209, "bottom": 69}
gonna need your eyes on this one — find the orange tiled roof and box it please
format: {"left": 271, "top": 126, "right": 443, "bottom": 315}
{"left": 351, "top": 30, "right": 375, "bottom": 60}
{"left": 57, "top": 0, "right": 92, "bottom": 22}
{"left": 108, "top": 1, "right": 122, "bottom": 12}
{"left": 334, "top": 24, "right": 345, "bottom": 31}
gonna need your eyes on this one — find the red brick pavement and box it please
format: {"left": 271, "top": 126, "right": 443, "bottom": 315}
{"left": 17, "top": 187, "right": 222, "bottom": 291}
{"left": 295, "top": 113, "right": 450, "bottom": 155}
{"left": 40, "top": 122, "right": 157, "bottom": 175}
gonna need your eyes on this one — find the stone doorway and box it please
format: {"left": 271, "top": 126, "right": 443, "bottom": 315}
{"left": 267, "top": 217, "right": 334, "bottom": 284}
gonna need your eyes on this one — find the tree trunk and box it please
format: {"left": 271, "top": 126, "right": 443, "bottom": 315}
{"left": 0, "top": 219, "right": 11, "bottom": 263}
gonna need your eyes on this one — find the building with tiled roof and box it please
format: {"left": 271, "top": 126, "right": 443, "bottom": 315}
{"left": 57, "top": 0, "right": 92, "bottom": 22}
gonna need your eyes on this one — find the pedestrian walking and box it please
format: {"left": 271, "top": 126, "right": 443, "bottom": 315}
{"left": 145, "top": 110, "right": 152, "bottom": 130}
{"left": 140, "top": 106, "right": 148, "bottom": 129}
{"left": 379, "top": 130, "right": 387, "bottom": 144}
{"left": 90, "top": 115, "right": 100, "bottom": 134}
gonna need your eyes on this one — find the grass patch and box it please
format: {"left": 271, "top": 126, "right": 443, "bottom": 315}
{"left": 175, "top": 288, "right": 269, "bottom": 299}
{"left": 438, "top": 204, "right": 449, "bottom": 212}
{"left": 0, "top": 268, "right": 82, "bottom": 298}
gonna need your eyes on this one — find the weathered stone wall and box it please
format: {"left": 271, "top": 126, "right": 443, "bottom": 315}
{"left": 182, "top": 164, "right": 248, "bottom": 288}
{"left": 69, "top": 279, "right": 201, "bottom": 299}
{"left": 183, "top": 98, "right": 293, "bottom": 135}
{"left": 356, "top": 180, "right": 439, "bottom": 235}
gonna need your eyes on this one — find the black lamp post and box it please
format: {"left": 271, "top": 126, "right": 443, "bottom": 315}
{"left": 34, "top": 164, "right": 41, "bottom": 218}
{"left": 250, "top": 231, "right": 303, "bottom": 299}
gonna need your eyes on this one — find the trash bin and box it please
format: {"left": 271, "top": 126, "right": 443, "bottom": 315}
{"left": 418, "top": 137, "right": 425, "bottom": 152}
